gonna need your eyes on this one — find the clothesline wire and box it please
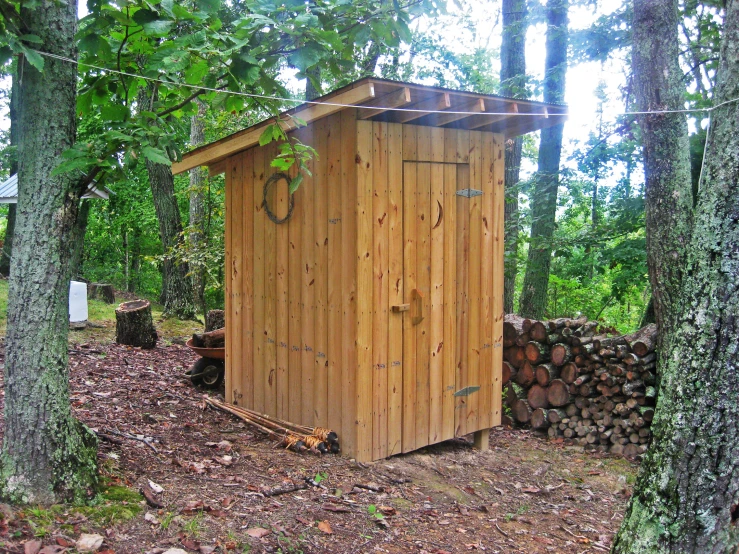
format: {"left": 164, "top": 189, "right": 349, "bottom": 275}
{"left": 30, "top": 49, "right": 737, "bottom": 119}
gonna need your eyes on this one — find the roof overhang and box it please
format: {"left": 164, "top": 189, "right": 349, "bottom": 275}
{"left": 172, "top": 77, "right": 567, "bottom": 176}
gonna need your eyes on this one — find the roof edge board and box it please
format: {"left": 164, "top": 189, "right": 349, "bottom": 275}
{"left": 172, "top": 82, "right": 376, "bottom": 175}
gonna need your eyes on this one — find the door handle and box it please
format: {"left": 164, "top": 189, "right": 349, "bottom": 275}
{"left": 411, "top": 289, "right": 424, "bottom": 325}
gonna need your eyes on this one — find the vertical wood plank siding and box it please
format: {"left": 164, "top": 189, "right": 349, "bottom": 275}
{"left": 223, "top": 119, "right": 503, "bottom": 461}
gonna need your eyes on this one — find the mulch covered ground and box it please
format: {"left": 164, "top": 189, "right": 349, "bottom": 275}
{"left": 0, "top": 323, "right": 638, "bottom": 554}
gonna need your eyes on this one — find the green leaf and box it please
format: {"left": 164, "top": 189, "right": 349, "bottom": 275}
{"left": 185, "top": 60, "right": 209, "bottom": 85}
{"left": 270, "top": 158, "right": 293, "bottom": 171}
{"left": 259, "top": 126, "right": 274, "bottom": 147}
{"left": 230, "top": 58, "right": 260, "bottom": 84}
{"left": 19, "top": 45, "right": 44, "bottom": 71}
{"left": 133, "top": 8, "right": 174, "bottom": 36}
{"left": 20, "top": 34, "right": 44, "bottom": 44}
{"left": 288, "top": 172, "right": 303, "bottom": 194}
{"left": 100, "top": 104, "right": 128, "bottom": 122}
{"left": 287, "top": 44, "right": 322, "bottom": 72}
{"left": 79, "top": 34, "right": 112, "bottom": 59}
{"left": 50, "top": 157, "right": 92, "bottom": 177}
{"left": 142, "top": 146, "right": 172, "bottom": 165}
{"left": 196, "top": 0, "right": 220, "bottom": 14}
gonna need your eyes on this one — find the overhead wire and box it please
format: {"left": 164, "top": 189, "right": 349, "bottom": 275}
{"left": 29, "top": 48, "right": 739, "bottom": 119}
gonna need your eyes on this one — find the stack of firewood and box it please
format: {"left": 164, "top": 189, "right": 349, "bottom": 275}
{"left": 503, "top": 315, "right": 658, "bottom": 458}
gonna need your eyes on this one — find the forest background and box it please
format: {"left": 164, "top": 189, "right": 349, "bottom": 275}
{"left": 0, "top": 0, "right": 718, "bottom": 332}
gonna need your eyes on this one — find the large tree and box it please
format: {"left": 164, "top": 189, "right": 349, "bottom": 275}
{"left": 519, "top": 0, "right": 569, "bottom": 318}
{"left": 500, "top": 0, "right": 527, "bottom": 314}
{"left": 0, "top": 0, "right": 98, "bottom": 503}
{"left": 613, "top": 0, "right": 739, "bottom": 551}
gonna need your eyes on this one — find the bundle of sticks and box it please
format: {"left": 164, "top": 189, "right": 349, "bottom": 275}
{"left": 503, "top": 315, "right": 658, "bottom": 458}
{"left": 204, "top": 397, "right": 340, "bottom": 454}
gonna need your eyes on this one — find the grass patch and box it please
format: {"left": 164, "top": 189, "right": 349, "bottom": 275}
{"left": 18, "top": 483, "right": 143, "bottom": 537}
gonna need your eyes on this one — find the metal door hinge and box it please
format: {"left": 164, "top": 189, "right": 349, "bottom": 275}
{"left": 456, "top": 188, "right": 483, "bottom": 198}
{"left": 454, "top": 385, "right": 481, "bottom": 397}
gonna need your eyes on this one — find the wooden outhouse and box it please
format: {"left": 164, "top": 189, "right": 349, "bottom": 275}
{"left": 173, "top": 78, "right": 566, "bottom": 462}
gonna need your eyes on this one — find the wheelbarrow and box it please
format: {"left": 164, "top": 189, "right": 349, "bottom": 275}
{"left": 185, "top": 338, "right": 225, "bottom": 388}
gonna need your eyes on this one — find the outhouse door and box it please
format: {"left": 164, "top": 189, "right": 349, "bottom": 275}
{"left": 399, "top": 161, "right": 479, "bottom": 453}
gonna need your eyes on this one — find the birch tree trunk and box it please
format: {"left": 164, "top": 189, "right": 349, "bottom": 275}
{"left": 519, "top": 0, "right": 568, "bottom": 319}
{"left": 613, "top": 1, "right": 739, "bottom": 551}
{"left": 0, "top": 0, "right": 98, "bottom": 504}
{"left": 500, "top": 0, "right": 527, "bottom": 314}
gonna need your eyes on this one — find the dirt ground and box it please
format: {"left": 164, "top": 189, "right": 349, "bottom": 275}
{"left": 0, "top": 318, "right": 638, "bottom": 554}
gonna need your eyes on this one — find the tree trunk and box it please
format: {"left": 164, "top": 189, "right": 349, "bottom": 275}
{"left": 500, "top": 0, "right": 527, "bottom": 314}
{"left": 519, "top": 0, "right": 568, "bottom": 319}
{"left": 0, "top": 73, "right": 20, "bottom": 277}
{"left": 613, "top": 1, "right": 739, "bottom": 551}
{"left": 189, "top": 100, "right": 208, "bottom": 316}
{"left": 305, "top": 67, "right": 322, "bottom": 100}
{"left": 0, "top": 0, "right": 98, "bottom": 504}
{"left": 115, "top": 300, "right": 157, "bottom": 349}
{"left": 631, "top": 0, "right": 694, "bottom": 337}
{"left": 138, "top": 88, "right": 195, "bottom": 320}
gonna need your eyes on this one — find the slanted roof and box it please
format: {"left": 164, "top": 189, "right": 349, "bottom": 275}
{"left": 172, "top": 77, "right": 567, "bottom": 176}
{"left": 0, "top": 174, "right": 113, "bottom": 203}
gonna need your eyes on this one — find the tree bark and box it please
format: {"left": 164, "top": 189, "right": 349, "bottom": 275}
{"left": 189, "top": 100, "right": 207, "bottom": 316}
{"left": 147, "top": 157, "right": 195, "bottom": 319}
{"left": 0, "top": 0, "right": 98, "bottom": 504}
{"left": 500, "top": 0, "right": 527, "bottom": 314}
{"left": 519, "top": 0, "right": 568, "bottom": 319}
{"left": 115, "top": 300, "right": 157, "bottom": 349}
{"left": 305, "top": 67, "right": 322, "bottom": 100}
{"left": 631, "top": 0, "right": 694, "bottom": 336}
{"left": 138, "top": 88, "right": 195, "bottom": 320}
{"left": 613, "top": 1, "right": 739, "bottom": 551}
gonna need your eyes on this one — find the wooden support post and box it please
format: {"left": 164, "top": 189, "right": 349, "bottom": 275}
{"left": 472, "top": 428, "right": 490, "bottom": 451}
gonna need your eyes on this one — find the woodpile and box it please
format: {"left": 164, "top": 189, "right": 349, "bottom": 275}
{"left": 503, "top": 315, "right": 658, "bottom": 458}
{"left": 191, "top": 327, "right": 225, "bottom": 348}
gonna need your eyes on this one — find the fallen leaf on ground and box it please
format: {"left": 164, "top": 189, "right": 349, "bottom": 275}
{"left": 148, "top": 479, "right": 164, "bottom": 493}
{"left": 246, "top": 528, "right": 270, "bottom": 539}
{"left": 76, "top": 533, "right": 104, "bottom": 552}
{"left": 521, "top": 486, "right": 542, "bottom": 494}
{"left": 322, "top": 503, "right": 350, "bottom": 513}
{"left": 317, "top": 521, "right": 333, "bottom": 534}
{"left": 24, "top": 540, "right": 42, "bottom": 554}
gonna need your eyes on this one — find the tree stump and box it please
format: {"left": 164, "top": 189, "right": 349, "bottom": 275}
{"left": 116, "top": 300, "right": 157, "bottom": 349}
{"left": 89, "top": 283, "right": 115, "bottom": 304}
{"left": 205, "top": 309, "right": 225, "bottom": 332}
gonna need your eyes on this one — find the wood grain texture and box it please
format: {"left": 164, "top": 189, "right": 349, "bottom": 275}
{"left": 386, "top": 122, "right": 404, "bottom": 456}
{"left": 312, "top": 117, "right": 329, "bottom": 428}
{"left": 414, "top": 159, "right": 431, "bottom": 448}
{"left": 241, "top": 149, "right": 255, "bottom": 409}
{"left": 441, "top": 163, "right": 458, "bottom": 440}
{"left": 467, "top": 131, "right": 482, "bottom": 432}
{"left": 428, "top": 162, "right": 445, "bottom": 444}
{"left": 340, "top": 109, "right": 358, "bottom": 455}
{"left": 491, "top": 133, "right": 506, "bottom": 427}
{"left": 224, "top": 154, "right": 234, "bottom": 404}
{"left": 252, "top": 145, "right": 266, "bottom": 413}
{"left": 372, "top": 121, "right": 389, "bottom": 460}
{"left": 327, "top": 113, "right": 343, "bottom": 434}
{"left": 355, "top": 118, "right": 374, "bottom": 461}
{"left": 402, "top": 160, "right": 418, "bottom": 453}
